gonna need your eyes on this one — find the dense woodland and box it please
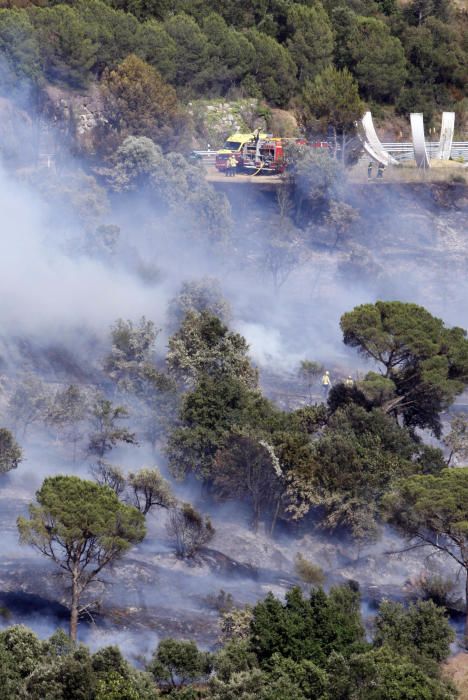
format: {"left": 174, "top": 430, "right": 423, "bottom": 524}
{"left": 1, "top": 0, "right": 468, "bottom": 698}
{"left": 0, "top": 0, "right": 467, "bottom": 151}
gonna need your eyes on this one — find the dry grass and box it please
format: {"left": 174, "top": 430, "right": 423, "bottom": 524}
{"left": 349, "top": 159, "right": 467, "bottom": 184}
{"left": 444, "top": 653, "right": 468, "bottom": 699}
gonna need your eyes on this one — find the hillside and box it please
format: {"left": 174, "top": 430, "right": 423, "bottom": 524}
{"left": 1, "top": 1, "right": 468, "bottom": 699}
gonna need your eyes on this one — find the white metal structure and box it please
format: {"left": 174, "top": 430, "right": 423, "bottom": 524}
{"left": 410, "top": 113, "right": 430, "bottom": 169}
{"left": 361, "top": 111, "right": 399, "bottom": 166}
{"left": 436, "top": 111, "right": 455, "bottom": 160}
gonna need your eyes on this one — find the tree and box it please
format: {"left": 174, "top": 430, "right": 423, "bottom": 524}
{"left": 17, "top": 475, "right": 146, "bottom": 640}
{"left": 327, "top": 646, "right": 455, "bottom": 700}
{"left": 250, "top": 584, "right": 365, "bottom": 667}
{"left": 0, "top": 9, "right": 40, "bottom": 95}
{"left": 166, "top": 502, "right": 215, "bottom": 558}
{"left": 444, "top": 414, "right": 468, "bottom": 466}
{"left": 166, "top": 373, "right": 276, "bottom": 482}
{"left": 90, "top": 460, "right": 126, "bottom": 496}
{"left": 149, "top": 638, "right": 211, "bottom": 690}
{"left": 350, "top": 17, "right": 408, "bottom": 101}
{"left": 306, "top": 404, "right": 438, "bottom": 540}
{"left": 213, "top": 435, "right": 283, "bottom": 533}
{"left": 127, "top": 467, "right": 175, "bottom": 515}
{"left": 108, "top": 136, "right": 232, "bottom": 245}
{"left": 103, "top": 316, "right": 161, "bottom": 397}
{"left": 245, "top": 29, "right": 298, "bottom": 107}
{"left": 75, "top": 0, "right": 139, "bottom": 76}
{"left": 28, "top": 5, "right": 97, "bottom": 88}
{"left": 100, "top": 54, "right": 188, "bottom": 153}
{"left": 8, "top": 375, "right": 50, "bottom": 438}
{"left": 383, "top": 468, "right": 468, "bottom": 643}
{"left": 284, "top": 146, "right": 345, "bottom": 226}
{"left": 167, "top": 311, "right": 258, "bottom": 389}
{"left": 294, "top": 553, "right": 326, "bottom": 587}
{"left": 286, "top": 3, "right": 334, "bottom": 83}
{"left": 0, "top": 429, "right": 22, "bottom": 474}
{"left": 259, "top": 186, "right": 307, "bottom": 293}
{"left": 340, "top": 301, "right": 468, "bottom": 436}
{"left": 164, "top": 13, "right": 209, "bottom": 93}
{"left": 47, "top": 384, "right": 89, "bottom": 460}
{"left": 298, "top": 360, "right": 323, "bottom": 402}
{"left": 198, "top": 13, "right": 255, "bottom": 95}
{"left": 135, "top": 19, "right": 178, "bottom": 81}
{"left": 299, "top": 66, "right": 364, "bottom": 163}
{"left": 167, "top": 277, "right": 231, "bottom": 332}
{"left": 88, "top": 396, "right": 137, "bottom": 458}
{"left": 374, "top": 599, "right": 454, "bottom": 663}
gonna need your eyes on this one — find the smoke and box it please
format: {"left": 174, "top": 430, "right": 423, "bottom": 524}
{"left": 0, "top": 92, "right": 467, "bottom": 657}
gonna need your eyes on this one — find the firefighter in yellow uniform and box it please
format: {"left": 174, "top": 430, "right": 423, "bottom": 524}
{"left": 321, "top": 370, "right": 331, "bottom": 398}
{"left": 344, "top": 375, "right": 354, "bottom": 388}
{"left": 229, "top": 155, "right": 237, "bottom": 177}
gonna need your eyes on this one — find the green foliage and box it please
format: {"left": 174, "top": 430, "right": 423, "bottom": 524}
{"left": 244, "top": 28, "right": 298, "bottom": 107}
{"left": 299, "top": 66, "right": 364, "bottom": 161}
{"left": 127, "top": 467, "right": 175, "bottom": 514}
{"left": 28, "top": 4, "right": 97, "bottom": 87}
{"left": 213, "top": 639, "right": 258, "bottom": 681}
{"left": 109, "top": 136, "right": 231, "bottom": 245}
{"left": 88, "top": 396, "right": 137, "bottom": 457}
{"left": 164, "top": 13, "right": 209, "bottom": 92}
{"left": 166, "top": 502, "right": 215, "bottom": 558}
{"left": 17, "top": 475, "right": 146, "bottom": 639}
{"left": 350, "top": 17, "right": 408, "bottom": 101}
{"left": 168, "top": 278, "right": 231, "bottom": 332}
{"left": 383, "top": 467, "right": 468, "bottom": 640}
{"left": 286, "top": 3, "right": 334, "bottom": 83}
{"left": 294, "top": 553, "right": 326, "bottom": 586}
{"left": 135, "top": 18, "right": 178, "bottom": 81}
{"left": 327, "top": 646, "right": 456, "bottom": 700}
{"left": 0, "top": 428, "right": 22, "bottom": 474}
{"left": 167, "top": 311, "right": 258, "bottom": 389}
{"left": 198, "top": 13, "right": 256, "bottom": 96}
{"left": 103, "top": 316, "right": 166, "bottom": 398}
{"left": 0, "top": 0, "right": 464, "bottom": 113}
{"left": 249, "top": 584, "right": 366, "bottom": 667}
{"left": 75, "top": 0, "right": 139, "bottom": 74}
{"left": 213, "top": 434, "right": 283, "bottom": 532}
{"left": 374, "top": 599, "right": 454, "bottom": 663}
{"left": 340, "top": 301, "right": 468, "bottom": 436}
{"left": 383, "top": 467, "right": 468, "bottom": 559}
{"left": 150, "top": 638, "right": 211, "bottom": 689}
{"left": 0, "top": 8, "right": 40, "bottom": 94}
{"left": 308, "top": 403, "right": 428, "bottom": 539}
{"left": 286, "top": 147, "right": 345, "bottom": 225}
{"left": 100, "top": 54, "right": 188, "bottom": 153}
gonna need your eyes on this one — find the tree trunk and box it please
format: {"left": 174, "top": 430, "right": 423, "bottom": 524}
{"left": 70, "top": 576, "right": 80, "bottom": 641}
{"left": 270, "top": 498, "right": 281, "bottom": 537}
{"left": 464, "top": 569, "right": 468, "bottom": 648}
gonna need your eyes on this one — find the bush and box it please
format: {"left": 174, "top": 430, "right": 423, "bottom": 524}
{"left": 166, "top": 503, "right": 215, "bottom": 558}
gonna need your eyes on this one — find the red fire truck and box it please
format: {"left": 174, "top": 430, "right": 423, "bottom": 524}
{"left": 215, "top": 133, "right": 329, "bottom": 175}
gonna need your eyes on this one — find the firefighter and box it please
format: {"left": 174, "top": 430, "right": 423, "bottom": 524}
{"left": 224, "top": 156, "right": 231, "bottom": 177}
{"left": 377, "top": 163, "right": 385, "bottom": 179}
{"left": 344, "top": 375, "right": 354, "bottom": 388}
{"left": 321, "top": 370, "right": 331, "bottom": 398}
{"left": 229, "top": 154, "right": 237, "bottom": 176}
{"left": 367, "top": 161, "right": 373, "bottom": 179}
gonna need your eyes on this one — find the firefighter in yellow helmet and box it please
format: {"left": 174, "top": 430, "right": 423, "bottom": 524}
{"left": 321, "top": 370, "right": 331, "bottom": 398}
{"left": 229, "top": 154, "right": 237, "bottom": 177}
